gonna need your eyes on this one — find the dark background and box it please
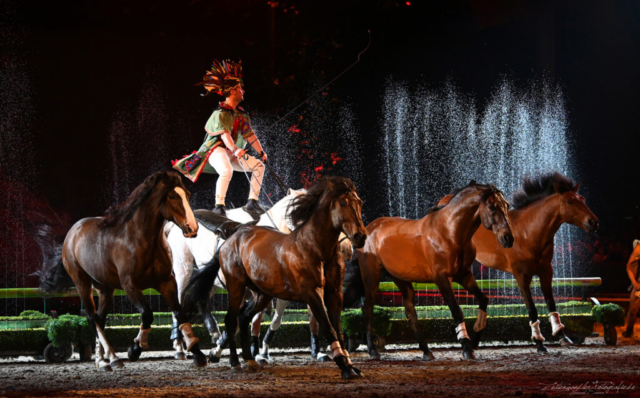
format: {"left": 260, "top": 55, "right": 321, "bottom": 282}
{"left": 1, "top": 0, "right": 639, "bottom": 296}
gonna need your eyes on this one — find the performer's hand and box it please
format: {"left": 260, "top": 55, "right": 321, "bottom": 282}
{"left": 234, "top": 148, "right": 247, "bottom": 158}
{"left": 261, "top": 151, "right": 268, "bottom": 162}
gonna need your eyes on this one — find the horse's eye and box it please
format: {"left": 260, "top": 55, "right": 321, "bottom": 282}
{"left": 339, "top": 201, "right": 346, "bottom": 207}
{"left": 488, "top": 205, "right": 496, "bottom": 211}
{"left": 169, "top": 194, "right": 176, "bottom": 200}
{"left": 568, "top": 200, "right": 574, "bottom": 205}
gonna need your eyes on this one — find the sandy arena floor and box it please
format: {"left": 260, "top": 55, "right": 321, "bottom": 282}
{"left": 1, "top": 329, "right": 639, "bottom": 398}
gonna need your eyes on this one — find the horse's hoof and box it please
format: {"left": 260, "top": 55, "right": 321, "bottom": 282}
{"left": 560, "top": 336, "right": 574, "bottom": 346}
{"left": 174, "top": 352, "right": 187, "bottom": 360}
{"left": 341, "top": 367, "right": 360, "bottom": 380}
{"left": 193, "top": 352, "right": 208, "bottom": 368}
{"left": 462, "top": 350, "right": 476, "bottom": 360}
{"left": 230, "top": 365, "right": 242, "bottom": 372}
{"left": 208, "top": 351, "right": 221, "bottom": 363}
{"left": 98, "top": 364, "right": 112, "bottom": 372}
{"left": 537, "top": 345, "right": 550, "bottom": 354}
{"left": 127, "top": 344, "right": 142, "bottom": 362}
{"left": 368, "top": 351, "right": 381, "bottom": 360}
{"left": 255, "top": 354, "right": 269, "bottom": 365}
{"left": 622, "top": 331, "right": 633, "bottom": 338}
{"left": 316, "top": 353, "right": 332, "bottom": 363}
{"left": 245, "top": 360, "right": 260, "bottom": 372}
{"left": 350, "top": 365, "right": 364, "bottom": 378}
{"left": 422, "top": 351, "right": 435, "bottom": 361}
{"left": 110, "top": 359, "right": 125, "bottom": 369}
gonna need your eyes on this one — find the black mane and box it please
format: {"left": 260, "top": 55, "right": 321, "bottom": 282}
{"left": 288, "top": 176, "right": 357, "bottom": 228}
{"left": 511, "top": 172, "right": 575, "bottom": 209}
{"left": 99, "top": 171, "right": 184, "bottom": 228}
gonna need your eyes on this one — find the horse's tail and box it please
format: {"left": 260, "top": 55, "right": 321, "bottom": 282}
{"left": 342, "top": 254, "right": 365, "bottom": 309}
{"left": 184, "top": 248, "right": 222, "bottom": 311}
{"left": 33, "top": 224, "right": 74, "bottom": 293}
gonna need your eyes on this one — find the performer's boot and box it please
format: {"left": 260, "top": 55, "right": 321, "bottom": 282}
{"left": 212, "top": 204, "right": 226, "bottom": 217}
{"left": 244, "top": 199, "right": 263, "bottom": 213}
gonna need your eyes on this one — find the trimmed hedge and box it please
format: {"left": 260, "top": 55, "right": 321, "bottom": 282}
{"left": 0, "top": 328, "right": 49, "bottom": 355}
{"left": 0, "top": 302, "right": 597, "bottom": 355}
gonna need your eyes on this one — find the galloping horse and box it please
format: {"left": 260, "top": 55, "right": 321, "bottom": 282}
{"left": 169, "top": 188, "right": 352, "bottom": 363}
{"left": 354, "top": 182, "right": 514, "bottom": 360}
{"left": 37, "top": 171, "right": 207, "bottom": 370}
{"left": 189, "top": 176, "right": 367, "bottom": 379}
{"left": 471, "top": 172, "right": 598, "bottom": 352}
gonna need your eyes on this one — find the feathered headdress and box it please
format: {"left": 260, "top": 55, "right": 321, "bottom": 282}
{"left": 198, "top": 59, "right": 243, "bottom": 96}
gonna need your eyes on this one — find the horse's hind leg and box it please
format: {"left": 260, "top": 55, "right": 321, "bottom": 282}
{"left": 434, "top": 274, "right": 475, "bottom": 360}
{"left": 256, "top": 298, "right": 287, "bottom": 364}
{"left": 392, "top": 278, "right": 434, "bottom": 360}
{"left": 95, "top": 287, "right": 123, "bottom": 368}
{"left": 157, "top": 278, "right": 207, "bottom": 367}
{"left": 239, "top": 293, "right": 273, "bottom": 370}
{"left": 454, "top": 268, "right": 489, "bottom": 350}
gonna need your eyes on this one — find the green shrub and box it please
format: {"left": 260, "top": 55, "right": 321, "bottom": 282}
{"left": 592, "top": 304, "right": 625, "bottom": 327}
{"left": 19, "top": 310, "right": 49, "bottom": 319}
{"left": 0, "top": 328, "right": 49, "bottom": 353}
{"left": 341, "top": 306, "right": 391, "bottom": 339}
{"left": 45, "top": 314, "right": 94, "bottom": 348}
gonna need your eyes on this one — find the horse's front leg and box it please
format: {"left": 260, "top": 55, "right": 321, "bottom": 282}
{"left": 156, "top": 278, "right": 207, "bottom": 367}
{"left": 539, "top": 264, "right": 573, "bottom": 345}
{"left": 434, "top": 274, "right": 475, "bottom": 360}
{"left": 391, "top": 278, "right": 434, "bottom": 360}
{"left": 307, "top": 289, "right": 362, "bottom": 380}
{"left": 514, "top": 271, "right": 548, "bottom": 354}
{"left": 454, "top": 267, "right": 489, "bottom": 349}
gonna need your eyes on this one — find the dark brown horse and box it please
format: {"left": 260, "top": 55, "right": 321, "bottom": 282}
{"left": 188, "top": 176, "right": 367, "bottom": 379}
{"left": 471, "top": 172, "right": 598, "bottom": 353}
{"left": 354, "top": 182, "right": 514, "bottom": 360}
{"left": 37, "top": 171, "right": 207, "bottom": 370}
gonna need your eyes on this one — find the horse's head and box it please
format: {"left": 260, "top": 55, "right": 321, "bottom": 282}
{"left": 557, "top": 182, "right": 599, "bottom": 233}
{"left": 478, "top": 185, "right": 514, "bottom": 248}
{"left": 328, "top": 179, "right": 367, "bottom": 249}
{"left": 160, "top": 172, "right": 198, "bottom": 238}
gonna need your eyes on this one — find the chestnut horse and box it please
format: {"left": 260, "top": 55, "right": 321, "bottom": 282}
{"left": 470, "top": 173, "right": 598, "bottom": 353}
{"left": 37, "top": 171, "right": 207, "bottom": 370}
{"left": 189, "top": 176, "right": 367, "bottom": 379}
{"left": 354, "top": 182, "right": 514, "bottom": 360}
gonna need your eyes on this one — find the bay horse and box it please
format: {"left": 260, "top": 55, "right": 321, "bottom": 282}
{"left": 37, "top": 171, "right": 207, "bottom": 370}
{"left": 168, "top": 188, "right": 352, "bottom": 363}
{"left": 188, "top": 176, "right": 367, "bottom": 379}
{"left": 470, "top": 172, "right": 598, "bottom": 353}
{"left": 354, "top": 181, "right": 514, "bottom": 360}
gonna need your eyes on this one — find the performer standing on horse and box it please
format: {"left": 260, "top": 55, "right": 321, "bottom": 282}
{"left": 173, "top": 60, "right": 268, "bottom": 216}
{"left": 623, "top": 239, "right": 640, "bottom": 338}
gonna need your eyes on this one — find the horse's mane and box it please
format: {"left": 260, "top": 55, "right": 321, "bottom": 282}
{"left": 288, "top": 177, "right": 356, "bottom": 229}
{"left": 99, "top": 171, "right": 184, "bottom": 228}
{"left": 511, "top": 172, "right": 575, "bottom": 209}
{"left": 423, "top": 181, "right": 502, "bottom": 217}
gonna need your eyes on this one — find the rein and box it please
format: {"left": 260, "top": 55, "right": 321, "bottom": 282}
{"left": 233, "top": 31, "right": 371, "bottom": 215}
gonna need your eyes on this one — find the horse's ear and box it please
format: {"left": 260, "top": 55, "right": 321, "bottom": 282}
{"left": 288, "top": 188, "right": 293, "bottom": 196}
{"left": 552, "top": 180, "right": 561, "bottom": 193}
{"left": 572, "top": 182, "right": 581, "bottom": 193}
{"left": 469, "top": 180, "right": 476, "bottom": 185}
